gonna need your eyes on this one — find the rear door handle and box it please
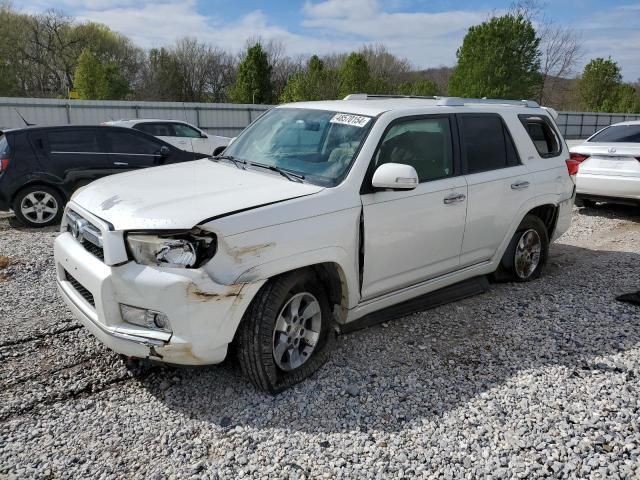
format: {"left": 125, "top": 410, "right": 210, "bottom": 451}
{"left": 444, "top": 193, "right": 466, "bottom": 204}
{"left": 113, "top": 162, "right": 128, "bottom": 166}
{"left": 511, "top": 181, "right": 530, "bottom": 190}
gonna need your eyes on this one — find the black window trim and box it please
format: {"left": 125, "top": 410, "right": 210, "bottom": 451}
{"left": 360, "top": 113, "right": 461, "bottom": 195}
{"left": 456, "top": 112, "right": 522, "bottom": 175}
{"left": 518, "top": 113, "right": 562, "bottom": 159}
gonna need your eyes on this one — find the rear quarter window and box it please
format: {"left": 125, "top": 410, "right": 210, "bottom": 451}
{"left": 519, "top": 115, "right": 561, "bottom": 157}
{"left": 0, "top": 135, "right": 8, "bottom": 155}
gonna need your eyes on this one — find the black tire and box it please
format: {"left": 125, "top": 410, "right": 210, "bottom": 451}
{"left": 12, "top": 185, "right": 64, "bottom": 228}
{"left": 493, "top": 214, "right": 549, "bottom": 282}
{"left": 236, "top": 270, "right": 334, "bottom": 393}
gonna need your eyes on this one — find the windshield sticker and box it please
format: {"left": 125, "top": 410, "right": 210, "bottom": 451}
{"left": 330, "top": 113, "right": 371, "bottom": 128}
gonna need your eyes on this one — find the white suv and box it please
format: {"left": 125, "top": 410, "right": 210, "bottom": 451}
{"left": 103, "top": 119, "right": 230, "bottom": 157}
{"left": 54, "top": 96, "right": 575, "bottom": 392}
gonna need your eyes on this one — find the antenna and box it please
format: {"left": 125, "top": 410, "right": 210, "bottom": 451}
{"left": 14, "top": 108, "right": 35, "bottom": 126}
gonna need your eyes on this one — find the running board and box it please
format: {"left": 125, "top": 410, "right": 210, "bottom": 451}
{"left": 339, "top": 275, "right": 490, "bottom": 334}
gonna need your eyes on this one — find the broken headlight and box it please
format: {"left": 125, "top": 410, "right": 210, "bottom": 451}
{"left": 126, "top": 228, "right": 216, "bottom": 268}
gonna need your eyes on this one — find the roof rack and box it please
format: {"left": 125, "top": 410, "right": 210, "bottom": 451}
{"left": 343, "top": 94, "right": 540, "bottom": 108}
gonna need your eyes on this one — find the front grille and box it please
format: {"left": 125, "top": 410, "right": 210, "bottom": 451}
{"left": 65, "top": 210, "right": 104, "bottom": 261}
{"left": 82, "top": 241, "right": 104, "bottom": 261}
{"left": 65, "top": 270, "right": 95, "bottom": 307}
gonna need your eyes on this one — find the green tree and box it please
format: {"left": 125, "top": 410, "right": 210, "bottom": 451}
{"left": 448, "top": 14, "right": 542, "bottom": 99}
{"left": 338, "top": 53, "right": 370, "bottom": 98}
{"left": 230, "top": 43, "right": 273, "bottom": 104}
{"left": 74, "top": 48, "right": 128, "bottom": 99}
{"left": 396, "top": 78, "right": 439, "bottom": 96}
{"left": 280, "top": 55, "right": 338, "bottom": 102}
{"left": 615, "top": 84, "right": 640, "bottom": 114}
{"left": 579, "top": 58, "right": 623, "bottom": 112}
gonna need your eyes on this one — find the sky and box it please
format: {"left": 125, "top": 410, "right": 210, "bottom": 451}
{"left": 17, "top": 0, "right": 640, "bottom": 81}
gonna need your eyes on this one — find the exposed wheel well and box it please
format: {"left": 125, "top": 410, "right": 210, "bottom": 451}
{"left": 12, "top": 182, "right": 67, "bottom": 204}
{"left": 526, "top": 204, "right": 558, "bottom": 237}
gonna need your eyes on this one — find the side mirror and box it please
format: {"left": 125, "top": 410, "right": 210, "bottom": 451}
{"left": 159, "top": 145, "right": 170, "bottom": 157}
{"left": 372, "top": 163, "right": 419, "bottom": 190}
{"left": 200, "top": 132, "right": 208, "bottom": 138}
{"left": 212, "top": 145, "right": 226, "bottom": 156}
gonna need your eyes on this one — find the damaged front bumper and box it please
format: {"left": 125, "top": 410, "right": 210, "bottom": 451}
{"left": 54, "top": 230, "right": 263, "bottom": 365}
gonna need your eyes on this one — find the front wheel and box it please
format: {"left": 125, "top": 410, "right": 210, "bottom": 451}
{"left": 236, "top": 270, "right": 333, "bottom": 393}
{"left": 13, "top": 185, "right": 64, "bottom": 228}
{"left": 494, "top": 215, "right": 549, "bottom": 282}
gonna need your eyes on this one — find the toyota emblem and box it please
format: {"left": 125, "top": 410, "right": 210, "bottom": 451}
{"left": 71, "top": 218, "right": 87, "bottom": 240}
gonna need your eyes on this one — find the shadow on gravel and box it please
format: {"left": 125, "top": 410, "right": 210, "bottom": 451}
{"left": 136, "top": 243, "right": 640, "bottom": 434}
{"left": 577, "top": 203, "right": 639, "bottom": 222}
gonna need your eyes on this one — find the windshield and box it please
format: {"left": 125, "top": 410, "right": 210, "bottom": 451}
{"left": 589, "top": 124, "right": 640, "bottom": 143}
{"left": 223, "top": 108, "right": 374, "bottom": 186}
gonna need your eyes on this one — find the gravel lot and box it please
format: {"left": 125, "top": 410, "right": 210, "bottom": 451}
{"left": 1, "top": 205, "right": 639, "bottom": 479}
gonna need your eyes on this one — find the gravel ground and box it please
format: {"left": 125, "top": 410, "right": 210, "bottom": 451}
{"left": 1, "top": 205, "right": 639, "bottom": 479}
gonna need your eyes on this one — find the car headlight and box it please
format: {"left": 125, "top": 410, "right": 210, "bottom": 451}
{"left": 126, "top": 228, "right": 216, "bottom": 268}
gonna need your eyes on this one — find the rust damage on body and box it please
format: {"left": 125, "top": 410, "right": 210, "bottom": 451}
{"left": 186, "top": 282, "right": 243, "bottom": 302}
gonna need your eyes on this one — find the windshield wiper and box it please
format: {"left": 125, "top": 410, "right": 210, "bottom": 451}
{"left": 212, "top": 154, "right": 247, "bottom": 170}
{"left": 248, "top": 161, "right": 305, "bottom": 182}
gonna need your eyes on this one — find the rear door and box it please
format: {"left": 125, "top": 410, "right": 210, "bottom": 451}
{"left": 43, "top": 128, "right": 114, "bottom": 192}
{"left": 458, "top": 113, "right": 532, "bottom": 267}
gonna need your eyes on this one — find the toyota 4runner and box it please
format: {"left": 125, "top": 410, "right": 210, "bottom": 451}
{"left": 54, "top": 95, "right": 575, "bottom": 392}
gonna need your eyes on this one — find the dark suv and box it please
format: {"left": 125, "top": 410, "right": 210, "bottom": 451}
{"left": 0, "top": 125, "right": 196, "bottom": 227}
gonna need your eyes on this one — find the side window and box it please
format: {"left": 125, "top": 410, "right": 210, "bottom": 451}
{"left": 459, "top": 114, "right": 519, "bottom": 174}
{"left": 48, "top": 130, "right": 100, "bottom": 153}
{"left": 173, "top": 123, "right": 202, "bottom": 138}
{"left": 105, "top": 130, "right": 164, "bottom": 155}
{"left": 519, "top": 115, "right": 561, "bottom": 157}
{"left": 135, "top": 123, "right": 175, "bottom": 137}
{"left": 375, "top": 117, "right": 453, "bottom": 182}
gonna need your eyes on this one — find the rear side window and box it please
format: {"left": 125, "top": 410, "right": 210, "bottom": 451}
{"left": 173, "top": 123, "right": 202, "bottom": 138}
{"left": 375, "top": 117, "right": 453, "bottom": 182}
{"left": 48, "top": 130, "right": 100, "bottom": 153}
{"left": 459, "top": 114, "right": 520, "bottom": 174}
{"left": 589, "top": 125, "right": 640, "bottom": 143}
{"left": 519, "top": 115, "right": 561, "bottom": 157}
{"left": 0, "top": 135, "right": 8, "bottom": 155}
{"left": 135, "top": 123, "right": 175, "bottom": 137}
{"left": 105, "top": 130, "right": 164, "bottom": 155}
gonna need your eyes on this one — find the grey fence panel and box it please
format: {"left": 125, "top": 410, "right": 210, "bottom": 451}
{"left": 0, "top": 97, "right": 272, "bottom": 137}
{"left": 2, "top": 97, "right": 639, "bottom": 140}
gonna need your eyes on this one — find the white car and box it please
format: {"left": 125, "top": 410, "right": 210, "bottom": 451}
{"left": 54, "top": 95, "right": 575, "bottom": 392}
{"left": 104, "top": 119, "right": 230, "bottom": 157}
{"left": 570, "top": 120, "right": 640, "bottom": 207}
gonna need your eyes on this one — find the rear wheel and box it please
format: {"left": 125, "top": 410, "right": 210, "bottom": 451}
{"left": 493, "top": 215, "right": 549, "bottom": 282}
{"left": 13, "top": 185, "right": 64, "bottom": 228}
{"left": 237, "top": 270, "right": 334, "bottom": 393}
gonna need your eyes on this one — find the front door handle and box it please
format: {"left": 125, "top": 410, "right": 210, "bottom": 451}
{"left": 511, "top": 181, "right": 530, "bottom": 190}
{"left": 113, "top": 162, "right": 128, "bottom": 166}
{"left": 444, "top": 193, "right": 466, "bottom": 204}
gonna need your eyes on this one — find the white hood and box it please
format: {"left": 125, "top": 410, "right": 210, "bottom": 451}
{"left": 72, "top": 159, "right": 323, "bottom": 230}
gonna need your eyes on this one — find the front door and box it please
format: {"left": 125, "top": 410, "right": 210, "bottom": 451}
{"left": 361, "top": 115, "right": 468, "bottom": 300}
